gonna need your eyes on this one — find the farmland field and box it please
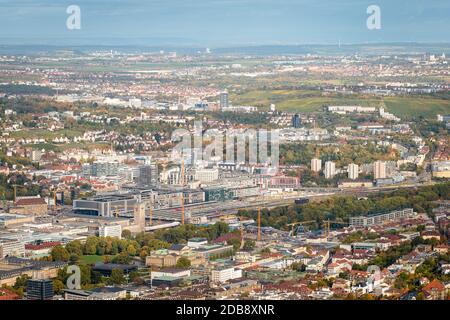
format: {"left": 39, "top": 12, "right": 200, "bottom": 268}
{"left": 232, "top": 90, "right": 450, "bottom": 118}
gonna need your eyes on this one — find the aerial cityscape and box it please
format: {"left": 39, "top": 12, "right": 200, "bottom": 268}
{"left": 0, "top": 0, "right": 449, "bottom": 304}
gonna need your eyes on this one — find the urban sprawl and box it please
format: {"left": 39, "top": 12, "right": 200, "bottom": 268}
{"left": 0, "top": 46, "right": 449, "bottom": 301}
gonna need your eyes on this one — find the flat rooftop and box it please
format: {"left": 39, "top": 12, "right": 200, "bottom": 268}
{"left": 0, "top": 213, "right": 30, "bottom": 220}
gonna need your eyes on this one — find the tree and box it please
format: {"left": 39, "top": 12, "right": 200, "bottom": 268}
{"left": 129, "top": 271, "right": 143, "bottom": 284}
{"left": 65, "top": 240, "right": 83, "bottom": 256}
{"left": 83, "top": 237, "right": 99, "bottom": 255}
{"left": 291, "top": 262, "right": 306, "bottom": 272}
{"left": 122, "top": 230, "right": 132, "bottom": 240}
{"left": 176, "top": 257, "right": 191, "bottom": 268}
{"left": 139, "top": 249, "right": 149, "bottom": 261}
{"left": 13, "top": 274, "right": 31, "bottom": 290}
{"left": 109, "top": 269, "right": 126, "bottom": 285}
{"left": 91, "top": 271, "right": 103, "bottom": 285}
{"left": 53, "top": 279, "right": 65, "bottom": 295}
{"left": 145, "top": 239, "right": 170, "bottom": 251}
{"left": 51, "top": 246, "right": 70, "bottom": 262}
{"left": 80, "top": 265, "right": 92, "bottom": 286}
{"left": 260, "top": 248, "right": 271, "bottom": 256}
{"left": 112, "top": 252, "right": 131, "bottom": 264}
{"left": 416, "top": 292, "right": 425, "bottom": 300}
{"left": 96, "top": 238, "right": 107, "bottom": 255}
{"left": 103, "top": 255, "right": 111, "bottom": 264}
{"left": 243, "top": 240, "right": 255, "bottom": 251}
{"left": 227, "top": 238, "right": 242, "bottom": 251}
{"left": 126, "top": 244, "right": 137, "bottom": 256}
{"left": 69, "top": 254, "right": 80, "bottom": 264}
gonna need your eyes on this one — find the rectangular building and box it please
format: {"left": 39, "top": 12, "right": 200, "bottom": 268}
{"left": 374, "top": 161, "right": 387, "bottom": 179}
{"left": 211, "top": 267, "right": 242, "bottom": 283}
{"left": 348, "top": 163, "right": 359, "bottom": 180}
{"left": 349, "top": 208, "right": 415, "bottom": 227}
{"left": 311, "top": 158, "right": 322, "bottom": 172}
{"left": 0, "top": 239, "right": 25, "bottom": 258}
{"left": 99, "top": 224, "right": 122, "bottom": 239}
{"left": 26, "top": 279, "right": 54, "bottom": 300}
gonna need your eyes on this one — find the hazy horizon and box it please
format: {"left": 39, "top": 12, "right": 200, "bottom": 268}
{"left": 0, "top": 0, "right": 449, "bottom": 47}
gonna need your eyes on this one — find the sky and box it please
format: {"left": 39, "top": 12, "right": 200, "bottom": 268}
{"left": 0, "top": 0, "right": 449, "bottom": 46}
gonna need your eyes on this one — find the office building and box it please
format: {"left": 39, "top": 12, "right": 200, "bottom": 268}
{"left": 26, "top": 279, "right": 54, "bottom": 300}
{"left": 99, "top": 224, "right": 122, "bottom": 239}
{"left": 348, "top": 163, "right": 359, "bottom": 180}
{"left": 220, "top": 92, "right": 229, "bottom": 109}
{"left": 194, "top": 168, "right": 219, "bottom": 183}
{"left": 311, "top": 158, "right": 322, "bottom": 173}
{"left": 83, "top": 161, "right": 119, "bottom": 177}
{"left": 138, "top": 163, "right": 158, "bottom": 186}
{"left": 73, "top": 193, "right": 138, "bottom": 217}
{"left": 31, "top": 150, "right": 42, "bottom": 162}
{"left": 374, "top": 161, "right": 387, "bottom": 179}
{"left": 0, "top": 239, "right": 25, "bottom": 258}
{"left": 211, "top": 267, "right": 242, "bottom": 283}
{"left": 324, "top": 161, "right": 336, "bottom": 179}
{"left": 291, "top": 114, "right": 301, "bottom": 128}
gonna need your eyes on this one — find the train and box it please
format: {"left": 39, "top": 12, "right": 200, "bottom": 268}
{"left": 294, "top": 198, "right": 310, "bottom": 205}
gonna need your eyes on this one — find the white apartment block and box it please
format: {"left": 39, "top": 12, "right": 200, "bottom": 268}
{"left": 194, "top": 168, "right": 219, "bottom": 183}
{"left": 211, "top": 267, "right": 243, "bottom": 283}
{"left": 374, "top": 161, "right": 387, "bottom": 179}
{"left": 327, "top": 106, "right": 376, "bottom": 113}
{"left": 311, "top": 158, "right": 322, "bottom": 172}
{"left": 348, "top": 163, "right": 359, "bottom": 180}
{"left": 349, "top": 208, "right": 415, "bottom": 227}
{"left": 0, "top": 239, "right": 25, "bottom": 258}
{"left": 99, "top": 224, "right": 122, "bottom": 239}
{"left": 324, "top": 161, "right": 336, "bottom": 179}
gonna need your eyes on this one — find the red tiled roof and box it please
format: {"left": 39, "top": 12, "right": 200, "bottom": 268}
{"left": 421, "top": 231, "right": 441, "bottom": 237}
{"left": 16, "top": 198, "right": 47, "bottom": 206}
{"left": 213, "top": 233, "right": 240, "bottom": 243}
{"left": 25, "top": 241, "right": 61, "bottom": 250}
{"left": 423, "top": 279, "right": 445, "bottom": 293}
{"left": 0, "top": 289, "right": 20, "bottom": 300}
{"left": 16, "top": 197, "right": 47, "bottom": 206}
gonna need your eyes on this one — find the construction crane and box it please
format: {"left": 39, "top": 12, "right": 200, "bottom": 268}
{"left": 2, "top": 192, "right": 6, "bottom": 210}
{"left": 53, "top": 191, "right": 57, "bottom": 207}
{"left": 149, "top": 205, "right": 153, "bottom": 226}
{"left": 181, "top": 159, "right": 185, "bottom": 225}
{"left": 257, "top": 207, "right": 261, "bottom": 241}
{"left": 286, "top": 220, "right": 316, "bottom": 237}
{"left": 12, "top": 184, "right": 27, "bottom": 204}
{"left": 238, "top": 217, "right": 246, "bottom": 250}
{"left": 323, "top": 220, "right": 349, "bottom": 239}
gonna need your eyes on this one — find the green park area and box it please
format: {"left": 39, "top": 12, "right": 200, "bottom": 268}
{"left": 232, "top": 89, "right": 450, "bottom": 118}
{"left": 79, "top": 255, "right": 108, "bottom": 265}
